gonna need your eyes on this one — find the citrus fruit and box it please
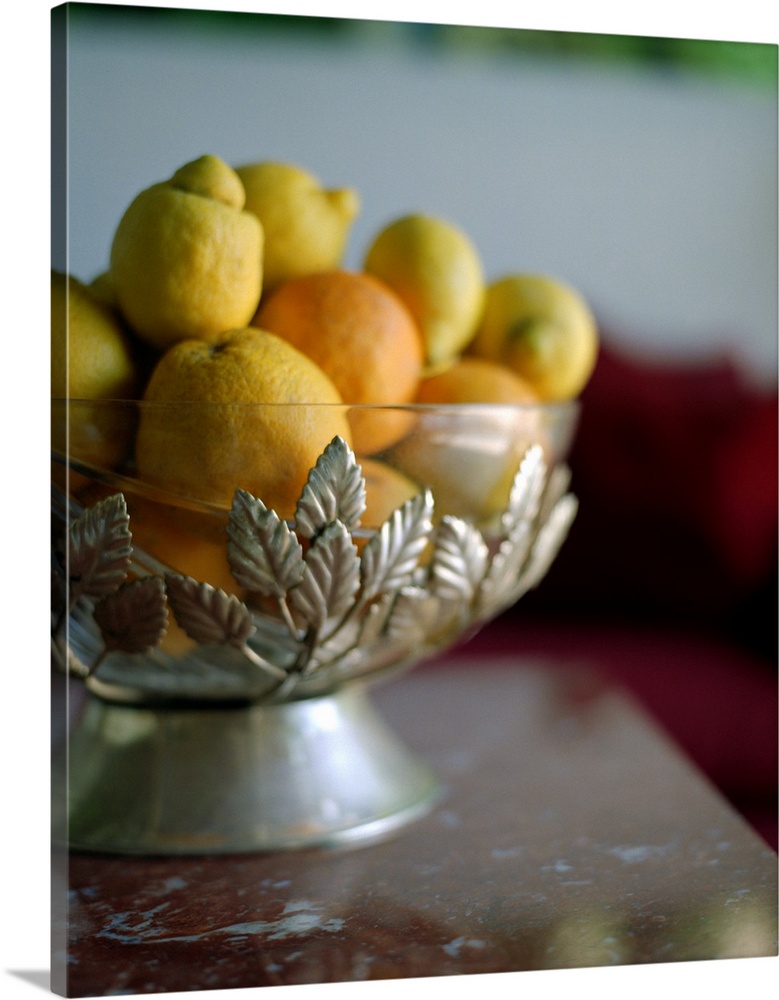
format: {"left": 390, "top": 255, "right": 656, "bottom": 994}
{"left": 413, "top": 356, "right": 538, "bottom": 405}
{"left": 255, "top": 270, "right": 424, "bottom": 454}
{"left": 359, "top": 457, "right": 422, "bottom": 529}
{"left": 88, "top": 271, "right": 120, "bottom": 309}
{"left": 363, "top": 213, "right": 485, "bottom": 369}
{"left": 74, "top": 479, "right": 245, "bottom": 658}
{"left": 51, "top": 270, "right": 141, "bottom": 471}
{"left": 109, "top": 155, "right": 264, "bottom": 351}
{"left": 77, "top": 480, "right": 241, "bottom": 596}
{"left": 134, "top": 326, "right": 351, "bottom": 519}
{"left": 127, "top": 496, "right": 240, "bottom": 593}
{"left": 385, "top": 405, "right": 543, "bottom": 524}
{"left": 236, "top": 161, "right": 359, "bottom": 295}
{"left": 468, "top": 273, "right": 598, "bottom": 402}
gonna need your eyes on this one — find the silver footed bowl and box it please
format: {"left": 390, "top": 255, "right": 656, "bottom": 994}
{"left": 51, "top": 399, "right": 578, "bottom": 854}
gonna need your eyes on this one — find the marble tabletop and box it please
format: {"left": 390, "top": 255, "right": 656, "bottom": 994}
{"left": 54, "top": 659, "right": 778, "bottom": 996}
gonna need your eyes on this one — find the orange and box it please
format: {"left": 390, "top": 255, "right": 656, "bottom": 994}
{"left": 254, "top": 270, "right": 424, "bottom": 454}
{"left": 127, "top": 496, "right": 239, "bottom": 591}
{"left": 359, "top": 457, "right": 422, "bottom": 529}
{"left": 134, "top": 326, "right": 352, "bottom": 519}
{"left": 413, "top": 356, "right": 539, "bottom": 406}
{"left": 75, "top": 480, "right": 237, "bottom": 591}
{"left": 74, "top": 480, "right": 243, "bottom": 660}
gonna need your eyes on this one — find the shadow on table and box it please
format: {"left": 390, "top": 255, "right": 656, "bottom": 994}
{"left": 5, "top": 971, "right": 50, "bottom": 993}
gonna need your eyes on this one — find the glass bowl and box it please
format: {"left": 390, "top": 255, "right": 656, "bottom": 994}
{"left": 51, "top": 398, "right": 578, "bottom": 854}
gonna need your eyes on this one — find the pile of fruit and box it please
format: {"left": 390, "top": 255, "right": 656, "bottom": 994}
{"left": 52, "top": 154, "right": 597, "bottom": 589}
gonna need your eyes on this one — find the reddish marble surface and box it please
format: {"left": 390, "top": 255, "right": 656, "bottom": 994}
{"left": 54, "top": 662, "right": 777, "bottom": 996}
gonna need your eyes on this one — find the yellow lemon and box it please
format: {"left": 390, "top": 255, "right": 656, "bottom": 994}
{"left": 51, "top": 270, "right": 141, "bottom": 472}
{"left": 468, "top": 273, "right": 598, "bottom": 402}
{"left": 88, "top": 270, "right": 120, "bottom": 310}
{"left": 363, "top": 213, "right": 485, "bottom": 369}
{"left": 134, "top": 326, "right": 352, "bottom": 519}
{"left": 109, "top": 154, "right": 264, "bottom": 351}
{"left": 235, "top": 161, "right": 359, "bottom": 296}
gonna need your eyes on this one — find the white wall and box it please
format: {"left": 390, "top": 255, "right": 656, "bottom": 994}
{"left": 59, "top": 13, "right": 777, "bottom": 383}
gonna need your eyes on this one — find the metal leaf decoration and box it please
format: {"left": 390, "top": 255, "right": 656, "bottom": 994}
{"left": 165, "top": 574, "right": 256, "bottom": 648}
{"left": 478, "top": 519, "right": 533, "bottom": 614}
{"left": 307, "top": 616, "right": 361, "bottom": 666}
{"left": 518, "top": 493, "right": 579, "bottom": 595}
{"left": 503, "top": 443, "right": 546, "bottom": 532}
{"left": 227, "top": 489, "right": 305, "bottom": 598}
{"left": 93, "top": 577, "right": 168, "bottom": 654}
{"left": 384, "top": 586, "right": 441, "bottom": 645}
{"left": 289, "top": 520, "right": 361, "bottom": 633}
{"left": 430, "top": 516, "right": 489, "bottom": 605}
{"left": 537, "top": 463, "right": 572, "bottom": 525}
{"left": 295, "top": 436, "right": 366, "bottom": 538}
{"left": 360, "top": 489, "right": 434, "bottom": 602}
{"left": 53, "top": 436, "right": 578, "bottom": 704}
{"left": 358, "top": 592, "right": 396, "bottom": 647}
{"left": 68, "top": 493, "right": 132, "bottom": 600}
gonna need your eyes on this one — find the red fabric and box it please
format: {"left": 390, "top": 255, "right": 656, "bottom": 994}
{"left": 573, "top": 343, "right": 778, "bottom": 588}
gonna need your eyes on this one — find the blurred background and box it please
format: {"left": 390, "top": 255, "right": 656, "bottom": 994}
{"left": 53, "top": 4, "right": 777, "bottom": 844}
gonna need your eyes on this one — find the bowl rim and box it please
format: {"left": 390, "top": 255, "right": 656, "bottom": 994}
{"left": 52, "top": 396, "right": 582, "bottom": 415}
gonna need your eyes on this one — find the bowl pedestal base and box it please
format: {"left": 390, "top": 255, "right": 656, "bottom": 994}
{"left": 53, "top": 683, "right": 442, "bottom": 855}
